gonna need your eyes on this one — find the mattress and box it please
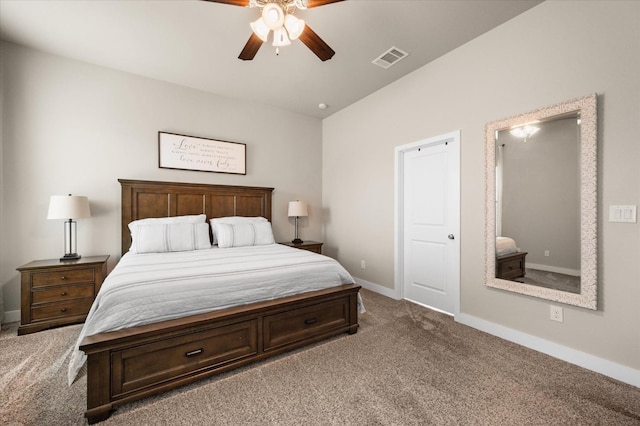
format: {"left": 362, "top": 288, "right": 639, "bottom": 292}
{"left": 68, "top": 243, "right": 361, "bottom": 385}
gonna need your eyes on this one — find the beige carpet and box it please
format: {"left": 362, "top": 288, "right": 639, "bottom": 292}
{"left": 1, "top": 289, "right": 639, "bottom": 425}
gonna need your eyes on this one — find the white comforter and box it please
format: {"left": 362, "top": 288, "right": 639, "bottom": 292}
{"left": 68, "top": 244, "right": 361, "bottom": 385}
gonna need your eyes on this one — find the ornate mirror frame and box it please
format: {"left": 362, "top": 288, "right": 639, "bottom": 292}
{"left": 484, "top": 94, "right": 597, "bottom": 309}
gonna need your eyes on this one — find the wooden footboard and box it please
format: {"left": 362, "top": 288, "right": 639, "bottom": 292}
{"left": 80, "top": 284, "right": 360, "bottom": 424}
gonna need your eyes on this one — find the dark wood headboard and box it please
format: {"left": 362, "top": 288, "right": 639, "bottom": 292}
{"left": 119, "top": 179, "right": 274, "bottom": 255}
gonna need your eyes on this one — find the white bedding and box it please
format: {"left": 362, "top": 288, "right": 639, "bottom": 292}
{"left": 68, "top": 243, "right": 362, "bottom": 385}
{"left": 496, "top": 236, "right": 520, "bottom": 256}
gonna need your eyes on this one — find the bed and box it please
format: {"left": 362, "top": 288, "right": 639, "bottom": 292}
{"left": 75, "top": 179, "right": 361, "bottom": 424}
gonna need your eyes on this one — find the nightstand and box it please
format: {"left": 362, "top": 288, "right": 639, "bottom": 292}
{"left": 280, "top": 241, "right": 323, "bottom": 254}
{"left": 496, "top": 252, "right": 527, "bottom": 280}
{"left": 17, "top": 255, "right": 109, "bottom": 335}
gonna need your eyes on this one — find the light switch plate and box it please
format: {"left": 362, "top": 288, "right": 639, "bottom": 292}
{"left": 609, "top": 205, "right": 637, "bottom": 223}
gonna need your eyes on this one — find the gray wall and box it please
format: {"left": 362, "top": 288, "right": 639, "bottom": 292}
{"left": 0, "top": 42, "right": 323, "bottom": 316}
{"left": 323, "top": 1, "right": 639, "bottom": 370}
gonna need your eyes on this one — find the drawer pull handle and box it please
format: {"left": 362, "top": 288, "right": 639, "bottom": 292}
{"left": 60, "top": 308, "right": 67, "bottom": 313}
{"left": 61, "top": 292, "right": 68, "bottom": 296}
{"left": 185, "top": 348, "right": 204, "bottom": 358}
{"left": 60, "top": 276, "right": 67, "bottom": 280}
{"left": 304, "top": 317, "right": 317, "bottom": 325}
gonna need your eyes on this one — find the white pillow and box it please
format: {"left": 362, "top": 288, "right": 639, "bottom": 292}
{"left": 128, "top": 214, "right": 206, "bottom": 253}
{"left": 209, "top": 216, "right": 268, "bottom": 245}
{"left": 134, "top": 222, "right": 211, "bottom": 254}
{"left": 496, "top": 236, "right": 519, "bottom": 256}
{"left": 216, "top": 222, "right": 275, "bottom": 248}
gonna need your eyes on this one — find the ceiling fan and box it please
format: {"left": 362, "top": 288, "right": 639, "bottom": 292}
{"left": 202, "top": 0, "right": 344, "bottom": 61}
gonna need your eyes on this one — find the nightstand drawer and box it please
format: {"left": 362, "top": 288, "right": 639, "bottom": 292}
{"left": 496, "top": 252, "right": 527, "bottom": 280}
{"left": 32, "top": 283, "right": 95, "bottom": 305}
{"left": 31, "top": 268, "right": 95, "bottom": 287}
{"left": 31, "top": 298, "right": 93, "bottom": 321}
{"left": 295, "top": 244, "right": 322, "bottom": 254}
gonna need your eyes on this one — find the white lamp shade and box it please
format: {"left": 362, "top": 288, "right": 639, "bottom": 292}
{"left": 284, "top": 15, "right": 305, "bottom": 40}
{"left": 250, "top": 17, "right": 270, "bottom": 42}
{"left": 272, "top": 27, "right": 291, "bottom": 47}
{"left": 47, "top": 195, "right": 91, "bottom": 220}
{"left": 262, "top": 3, "right": 285, "bottom": 30}
{"left": 288, "top": 201, "right": 308, "bottom": 217}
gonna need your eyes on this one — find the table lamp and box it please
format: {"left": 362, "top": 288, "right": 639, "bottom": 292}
{"left": 287, "top": 200, "right": 308, "bottom": 244}
{"left": 47, "top": 194, "right": 91, "bottom": 261}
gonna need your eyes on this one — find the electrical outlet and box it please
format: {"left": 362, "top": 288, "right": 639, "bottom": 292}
{"left": 544, "top": 250, "right": 550, "bottom": 257}
{"left": 360, "top": 260, "right": 366, "bottom": 269}
{"left": 550, "top": 305, "right": 563, "bottom": 322}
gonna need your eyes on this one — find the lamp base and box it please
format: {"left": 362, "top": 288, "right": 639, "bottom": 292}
{"left": 291, "top": 238, "right": 303, "bottom": 244}
{"left": 60, "top": 253, "right": 81, "bottom": 262}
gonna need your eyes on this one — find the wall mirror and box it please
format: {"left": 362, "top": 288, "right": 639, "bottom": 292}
{"left": 484, "top": 94, "right": 597, "bottom": 309}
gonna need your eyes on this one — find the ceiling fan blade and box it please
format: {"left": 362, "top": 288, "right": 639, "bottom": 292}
{"left": 200, "top": 0, "right": 250, "bottom": 6}
{"left": 305, "top": 0, "right": 345, "bottom": 8}
{"left": 238, "top": 33, "right": 264, "bottom": 60}
{"left": 298, "top": 25, "right": 335, "bottom": 61}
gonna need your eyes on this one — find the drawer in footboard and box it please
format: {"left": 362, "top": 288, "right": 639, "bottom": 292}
{"left": 111, "top": 319, "right": 258, "bottom": 396}
{"left": 263, "top": 297, "right": 350, "bottom": 351}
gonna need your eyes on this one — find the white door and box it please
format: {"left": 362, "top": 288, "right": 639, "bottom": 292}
{"left": 399, "top": 133, "right": 459, "bottom": 315}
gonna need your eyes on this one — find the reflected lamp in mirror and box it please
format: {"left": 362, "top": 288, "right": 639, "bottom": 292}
{"left": 287, "top": 200, "right": 308, "bottom": 244}
{"left": 485, "top": 94, "right": 597, "bottom": 310}
{"left": 47, "top": 194, "right": 91, "bottom": 262}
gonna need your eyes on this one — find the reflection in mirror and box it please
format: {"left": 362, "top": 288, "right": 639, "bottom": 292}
{"left": 496, "top": 113, "right": 581, "bottom": 293}
{"left": 485, "top": 95, "right": 597, "bottom": 310}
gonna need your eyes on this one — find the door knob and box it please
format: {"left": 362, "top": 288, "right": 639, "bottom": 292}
{"left": 448, "top": 234, "right": 455, "bottom": 240}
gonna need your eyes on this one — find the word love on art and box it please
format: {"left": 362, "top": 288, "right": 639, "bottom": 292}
{"left": 159, "top": 132, "right": 246, "bottom": 175}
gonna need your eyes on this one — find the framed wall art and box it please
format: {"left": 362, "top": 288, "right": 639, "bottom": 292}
{"left": 158, "top": 131, "right": 246, "bottom": 175}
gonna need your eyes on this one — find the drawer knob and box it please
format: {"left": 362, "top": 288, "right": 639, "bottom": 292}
{"left": 185, "top": 348, "right": 204, "bottom": 358}
{"left": 61, "top": 291, "right": 68, "bottom": 296}
{"left": 304, "top": 317, "right": 317, "bottom": 325}
{"left": 60, "top": 308, "right": 67, "bottom": 313}
{"left": 60, "top": 276, "right": 67, "bottom": 280}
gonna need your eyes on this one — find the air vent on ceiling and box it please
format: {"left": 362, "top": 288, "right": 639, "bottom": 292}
{"left": 372, "top": 46, "right": 409, "bottom": 69}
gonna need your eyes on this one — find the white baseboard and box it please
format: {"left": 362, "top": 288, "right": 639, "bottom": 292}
{"left": 2, "top": 309, "right": 20, "bottom": 324}
{"left": 456, "top": 312, "right": 640, "bottom": 389}
{"left": 353, "top": 277, "right": 400, "bottom": 300}
{"left": 527, "top": 263, "right": 580, "bottom": 277}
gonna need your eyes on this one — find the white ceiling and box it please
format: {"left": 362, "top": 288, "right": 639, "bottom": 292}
{"left": 0, "top": 0, "right": 542, "bottom": 118}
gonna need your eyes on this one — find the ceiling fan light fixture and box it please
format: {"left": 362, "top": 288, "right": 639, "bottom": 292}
{"left": 284, "top": 15, "right": 305, "bottom": 40}
{"left": 510, "top": 124, "right": 540, "bottom": 140}
{"left": 272, "top": 27, "right": 291, "bottom": 47}
{"left": 250, "top": 17, "right": 270, "bottom": 42}
{"left": 211, "top": 0, "right": 340, "bottom": 61}
{"left": 262, "top": 3, "right": 285, "bottom": 30}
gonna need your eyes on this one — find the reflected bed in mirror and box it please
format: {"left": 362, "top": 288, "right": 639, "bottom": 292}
{"left": 485, "top": 94, "right": 597, "bottom": 309}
